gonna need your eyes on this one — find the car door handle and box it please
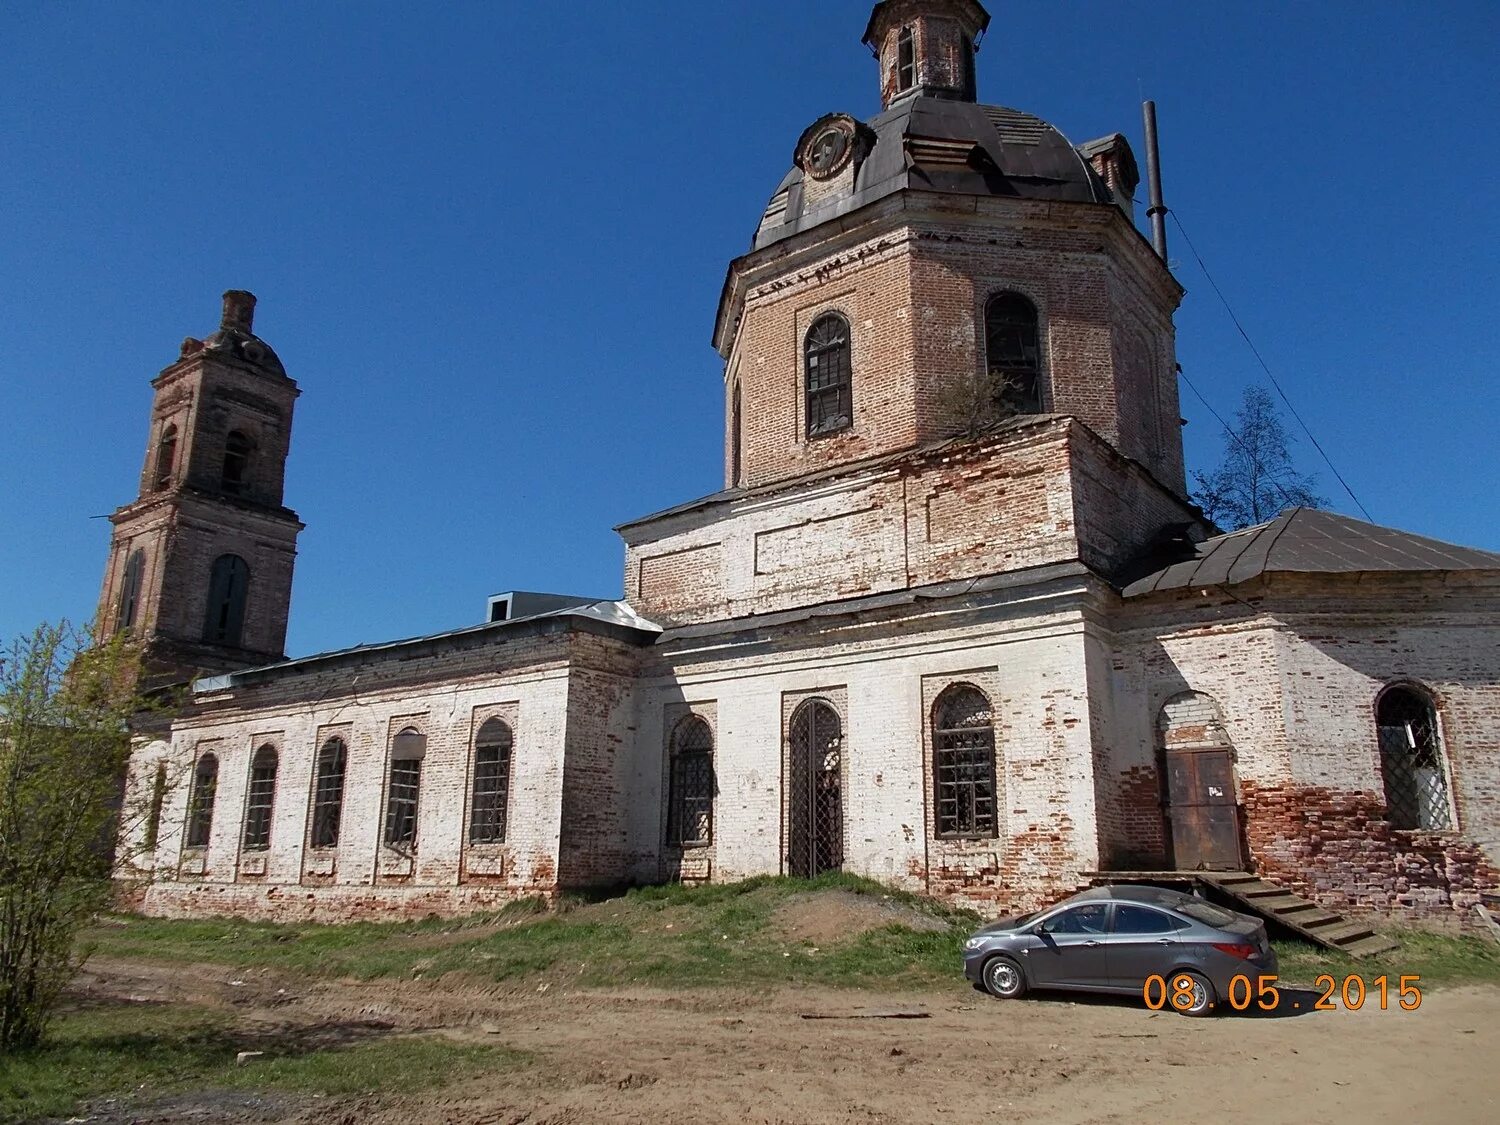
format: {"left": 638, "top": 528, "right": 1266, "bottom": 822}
{"left": 1083, "top": 940, "right": 1102, "bottom": 947}
{"left": 1156, "top": 939, "right": 1172, "bottom": 945}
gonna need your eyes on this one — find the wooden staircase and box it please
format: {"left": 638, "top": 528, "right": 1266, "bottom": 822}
{"left": 1196, "top": 872, "right": 1400, "bottom": 958}
{"left": 1084, "top": 870, "right": 1400, "bottom": 958}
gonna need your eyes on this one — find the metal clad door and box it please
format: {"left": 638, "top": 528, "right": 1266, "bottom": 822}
{"left": 1165, "top": 748, "right": 1242, "bottom": 870}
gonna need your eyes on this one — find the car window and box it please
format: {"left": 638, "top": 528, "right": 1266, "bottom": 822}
{"left": 1043, "top": 903, "right": 1110, "bottom": 935}
{"left": 1177, "top": 900, "right": 1238, "bottom": 927}
{"left": 1113, "top": 905, "right": 1182, "bottom": 934}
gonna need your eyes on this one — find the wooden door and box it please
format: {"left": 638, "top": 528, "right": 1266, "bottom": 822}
{"left": 1164, "top": 747, "right": 1242, "bottom": 870}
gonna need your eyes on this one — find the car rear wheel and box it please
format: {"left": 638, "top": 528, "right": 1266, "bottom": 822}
{"left": 982, "top": 955, "right": 1027, "bottom": 1000}
{"left": 1169, "top": 970, "right": 1215, "bottom": 1016}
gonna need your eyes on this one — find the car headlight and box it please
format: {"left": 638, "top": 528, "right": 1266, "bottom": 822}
{"left": 963, "top": 936, "right": 986, "bottom": 950}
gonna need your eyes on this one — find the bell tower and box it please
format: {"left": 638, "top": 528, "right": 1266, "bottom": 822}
{"left": 864, "top": 0, "right": 989, "bottom": 107}
{"left": 96, "top": 290, "right": 303, "bottom": 686}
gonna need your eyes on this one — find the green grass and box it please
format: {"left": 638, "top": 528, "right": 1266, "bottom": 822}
{"left": 0, "top": 1001, "right": 525, "bottom": 1124}
{"left": 83, "top": 873, "right": 981, "bottom": 991}
{"left": 1272, "top": 926, "right": 1500, "bottom": 988}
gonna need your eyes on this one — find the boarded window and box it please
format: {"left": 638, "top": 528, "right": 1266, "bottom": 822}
{"left": 1377, "top": 686, "right": 1452, "bottom": 830}
{"left": 310, "top": 737, "right": 348, "bottom": 849}
{"left": 933, "top": 684, "right": 998, "bottom": 837}
{"left": 154, "top": 424, "right": 178, "bottom": 490}
{"left": 468, "top": 718, "right": 514, "bottom": 844}
{"left": 221, "top": 430, "right": 252, "bottom": 495}
{"left": 117, "top": 549, "right": 145, "bottom": 633}
{"left": 667, "top": 716, "right": 714, "bottom": 847}
{"left": 804, "top": 313, "right": 853, "bottom": 438}
{"left": 242, "top": 744, "right": 278, "bottom": 851}
{"left": 384, "top": 728, "right": 425, "bottom": 849}
{"left": 897, "top": 26, "right": 916, "bottom": 90}
{"left": 984, "top": 292, "right": 1043, "bottom": 414}
{"left": 185, "top": 752, "right": 218, "bottom": 849}
{"left": 202, "top": 554, "right": 250, "bottom": 646}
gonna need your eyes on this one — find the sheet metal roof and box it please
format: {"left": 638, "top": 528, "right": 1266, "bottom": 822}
{"left": 1122, "top": 508, "right": 1500, "bottom": 597}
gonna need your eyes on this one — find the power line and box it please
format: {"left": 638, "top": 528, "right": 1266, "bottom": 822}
{"left": 1169, "top": 211, "right": 1375, "bottom": 522}
{"left": 1176, "top": 362, "right": 1322, "bottom": 517}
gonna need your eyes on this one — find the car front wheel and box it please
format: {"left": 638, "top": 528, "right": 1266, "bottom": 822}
{"left": 982, "top": 955, "right": 1028, "bottom": 1000}
{"left": 1169, "top": 970, "right": 1215, "bottom": 1016}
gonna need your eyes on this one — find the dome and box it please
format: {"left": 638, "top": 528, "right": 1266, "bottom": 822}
{"left": 753, "top": 96, "right": 1115, "bottom": 251}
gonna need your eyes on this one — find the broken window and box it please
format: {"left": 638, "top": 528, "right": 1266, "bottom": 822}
{"left": 896, "top": 26, "right": 916, "bottom": 91}
{"left": 384, "top": 728, "right": 425, "bottom": 849}
{"left": 154, "top": 424, "right": 178, "bottom": 491}
{"left": 242, "top": 744, "right": 278, "bottom": 851}
{"left": 185, "top": 752, "right": 218, "bottom": 849}
{"left": 667, "top": 716, "right": 714, "bottom": 847}
{"left": 117, "top": 549, "right": 145, "bottom": 634}
{"left": 468, "top": 718, "right": 513, "bottom": 844}
{"left": 1377, "top": 686, "right": 1452, "bottom": 830}
{"left": 310, "top": 736, "right": 347, "bottom": 849}
{"left": 804, "top": 313, "right": 853, "bottom": 438}
{"left": 202, "top": 554, "right": 249, "bottom": 646}
{"left": 731, "top": 382, "right": 743, "bottom": 486}
{"left": 221, "top": 430, "right": 252, "bottom": 495}
{"left": 933, "top": 684, "right": 998, "bottom": 838}
{"left": 984, "top": 292, "right": 1044, "bottom": 414}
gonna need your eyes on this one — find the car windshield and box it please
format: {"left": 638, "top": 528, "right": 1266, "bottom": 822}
{"left": 1176, "top": 900, "right": 1238, "bottom": 927}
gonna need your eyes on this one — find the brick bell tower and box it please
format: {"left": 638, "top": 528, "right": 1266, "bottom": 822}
{"left": 96, "top": 290, "right": 303, "bottom": 686}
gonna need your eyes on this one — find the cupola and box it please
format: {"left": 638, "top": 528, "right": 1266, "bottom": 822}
{"left": 863, "top": 0, "right": 990, "bottom": 108}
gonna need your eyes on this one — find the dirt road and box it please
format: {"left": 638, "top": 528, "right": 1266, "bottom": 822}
{"left": 74, "top": 957, "right": 1500, "bottom": 1124}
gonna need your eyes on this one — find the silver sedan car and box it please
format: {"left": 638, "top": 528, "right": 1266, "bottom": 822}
{"left": 962, "top": 885, "right": 1277, "bottom": 1016}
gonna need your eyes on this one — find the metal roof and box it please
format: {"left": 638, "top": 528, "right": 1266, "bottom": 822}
{"left": 753, "top": 96, "right": 1111, "bottom": 251}
{"left": 1121, "top": 508, "right": 1500, "bottom": 597}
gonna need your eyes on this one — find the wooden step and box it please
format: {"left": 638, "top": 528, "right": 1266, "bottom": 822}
{"left": 1336, "top": 934, "right": 1401, "bottom": 958}
{"left": 1319, "top": 922, "right": 1381, "bottom": 946}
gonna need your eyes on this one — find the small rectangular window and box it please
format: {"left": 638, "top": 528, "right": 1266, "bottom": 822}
{"left": 384, "top": 759, "right": 421, "bottom": 847}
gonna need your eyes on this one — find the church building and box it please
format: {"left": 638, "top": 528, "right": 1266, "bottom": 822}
{"left": 105, "top": 1, "right": 1500, "bottom": 932}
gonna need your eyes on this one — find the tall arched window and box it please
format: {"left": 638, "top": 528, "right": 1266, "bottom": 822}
{"left": 667, "top": 716, "right": 715, "bottom": 847}
{"left": 202, "top": 554, "right": 250, "bottom": 646}
{"left": 469, "top": 719, "right": 514, "bottom": 844}
{"left": 309, "top": 737, "right": 348, "bottom": 849}
{"left": 1377, "top": 686, "right": 1452, "bottom": 830}
{"left": 117, "top": 549, "right": 145, "bottom": 633}
{"left": 932, "top": 685, "right": 998, "bottom": 837}
{"left": 787, "top": 699, "right": 843, "bottom": 877}
{"left": 143, "top": 762, "right": 168, "bottom": 851}
{"left": 384, "top": 728, "right": 425, "bottom": 849}
{"left": 153, "top": 424, "right": 178, "bottom": 491}
{"left": 730, "top": 382, "right": 743, "bottom": 486}
{"left": 185, "top": 752, "right": 219, "bottom": 849}
{"left": 984, "top": 292, "right": 1043, "bottom": 414}
{"left": 804, "top": 314, "right": 853, "bottom": 438}
{"left": 896, "top": 26, "right": 916, "bottom": 91}
{"left": 242, "top": 744, "right": 278, "bottom": 851}
{"left": 221, "top": 430, "right": 252, "bottom": 495}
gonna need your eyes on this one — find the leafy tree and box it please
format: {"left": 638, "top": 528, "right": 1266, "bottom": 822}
{"left": 1193, "top": 385, "right": 1326, "bottom": 530}
{"left": 0, "top": 623, "right": 157, "bottom": 1051}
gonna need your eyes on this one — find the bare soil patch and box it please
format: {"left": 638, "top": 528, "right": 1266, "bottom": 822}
{"left": 771, "top": 891, "right": 951, "bottom": 945}
{"left": 63, "top": 955, "right": 1500, "bottom": 1124}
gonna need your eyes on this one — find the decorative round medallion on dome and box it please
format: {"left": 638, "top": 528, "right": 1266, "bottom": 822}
{"left": 795, "top": 113, "right": 866, "bottom": 181}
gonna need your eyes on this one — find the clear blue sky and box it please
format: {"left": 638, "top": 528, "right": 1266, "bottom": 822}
{"left": 3, "top": 1, "right": 1497, "bottom": 658}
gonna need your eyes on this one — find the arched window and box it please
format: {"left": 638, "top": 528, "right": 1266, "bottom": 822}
{"left": 469, "top": 719, "right": 514, "bottom": 844}
{"left": 117, "top": 549, "right": 145, "bottom": 633}
{"left": 1377, "top": 686, "right": 1452, "bottom": 830}
{"left": 787, "top": 699, "right": 843, "bottom": 877}
{"left": 804, "top": 314, "right": 853, "bottom": 438}
{"left": 242, "top": 744, "right": 278, "bottom": 851}
{"left": 202, "top": 554, "right": 250, "bottom": 646}
{"left": 730, "top": 382, "right": 743, "bottom": 486}
{"left": 221, "top": 430, "right": 252, "bottom": 495}
{"left": 143, "top": 762, "right": 168, "bottom": 851}
{"left": 309, "top": 737, "right": 348, "bottom": 849}
{"left": 384, "top": 728, "right": 425, "bottom": 849}
{"left": 185, "top": 752, "right": 219, "bottom": 849}
{"left": 896, "top": 26, "right": 916, "bottom": 91}
{"left": 153, "top": 424, "right": 178, "bottom": 491}
{"left": 984, "top": 293, "right": 1043, "bottom": 414}
{"left": 667, "top": 716, "right": 715, "bottom": 847}
{"left": 932, "top": 685, "right": 998, "bottom": 838}
{"left": 959, "top": 35, "right": 976, "bottom": 100}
